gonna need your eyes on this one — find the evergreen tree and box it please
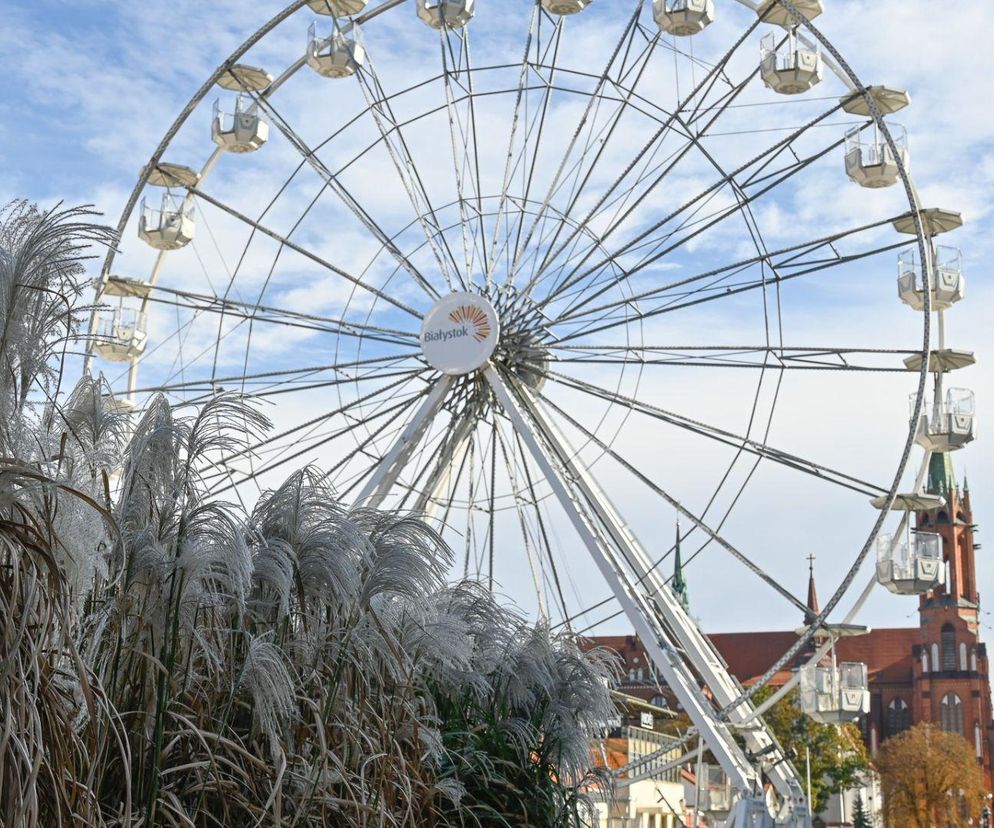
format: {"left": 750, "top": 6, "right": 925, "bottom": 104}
{"left": 852, "top": 793, "right": 871, "bottom": 828}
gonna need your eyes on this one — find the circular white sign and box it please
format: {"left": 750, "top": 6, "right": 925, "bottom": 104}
{"left": 420, "top": 292, "right": 500, "bottom": 375}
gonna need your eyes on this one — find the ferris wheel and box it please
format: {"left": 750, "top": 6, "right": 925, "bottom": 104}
{"left": 85, "top": 0, "right": 974, "bottom": 824}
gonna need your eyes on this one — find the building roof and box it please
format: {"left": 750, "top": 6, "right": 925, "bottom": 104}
{"left": 706, "top": 628, "right": 918, "bottom": 686}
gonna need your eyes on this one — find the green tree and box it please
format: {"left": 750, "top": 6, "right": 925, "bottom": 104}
{"left": 851, "top": 793, "right": 871, "bottom": 828}
{"left": 753, "top": 686, "right": 870, "bottom": 814}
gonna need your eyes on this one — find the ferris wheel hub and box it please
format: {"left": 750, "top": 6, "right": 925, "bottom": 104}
{"left": 420, "top": 292, "right": 500, "bottom": 376}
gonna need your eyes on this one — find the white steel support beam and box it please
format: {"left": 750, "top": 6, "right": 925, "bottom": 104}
{"left": 353, "top": 375, "right": 453, "bottom": 509}
{"left": 488, "top": 366, "right": 811, "bottom": 826}
{"left": 483, "top": 365, "right": 763, "bottom": 802}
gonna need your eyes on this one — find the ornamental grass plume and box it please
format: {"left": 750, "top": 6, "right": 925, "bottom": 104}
{"left": 0, "top": 200, "right": 617, "bottom": 827}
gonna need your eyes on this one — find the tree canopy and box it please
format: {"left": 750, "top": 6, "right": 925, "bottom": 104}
{"left": 877, "top": 722, "right": 987, "bottom": 828}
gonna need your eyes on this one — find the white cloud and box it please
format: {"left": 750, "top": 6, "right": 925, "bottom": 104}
{"left": 4, "top": 0, "right": 994, "bottom": 644}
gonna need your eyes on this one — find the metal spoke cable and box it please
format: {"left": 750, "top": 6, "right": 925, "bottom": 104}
{"left": 187, "top": 185, "right": 423, "bottom": 319}
{"left": 520, "top": 15, "right": 763, "bottom": 303}
{"left": 239, "top": 84, "right": 439, "bottom": 302}
{"left": 551, "top": 214, "right": 898, "bottom": 325}
{"left": 548, "top": 105, "right": 847, "bottom": 321}
{"left": 533, "top": 389, "right": 810, "bottom": 616}
{"left": 553, "top": 237, "right": 909, "bottom": 346}
{"left": 508, "top": 3, "right": 645, "bottom": 286}
{"left": 356, "top": 47, "right": 464, "bottom": 291}
{"left": 544, "top": 369, "right": 885, "bottom": 495}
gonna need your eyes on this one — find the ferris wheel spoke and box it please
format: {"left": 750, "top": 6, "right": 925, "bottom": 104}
{"left": 209, "top": 378, "right": 429, "bottom": 496}
{"left": 549, "top": 344, "right": 919, "bottom": 372}
{"left": 141, "top": 282, "right": 419, "bottom": 347}
{"left": 236, "top": 87, "right": 440, "bottom": 303}
{"left": 408, "top": 411, "right": 478, "bottom": 518}
{"left": 205, "top": 368, "right": 429, "bottom": 485}
{"left": 507, "top": 4, "right": 646, "bottom": 287}
{"left": 556, "top": 236, "right": 910, "bottom": 346}
{"left": 552, "top": 224, "right": 907, "bottom": 345}
{"left": 435, "top": 24, "right": 491, "bottom": 285}
{"left": 521, "top": 17, "right": 764, "bottom": 301}
{"left": 510, "top": 427, "right": 572, "bottom": 627}
{"left": 561, "top": 442, "right": 773, "bottom": 636}
{"left": 514, "top": 32, "right": 664, "bottom": 294}
{"left": 187, "top": 185, "right": 423, "bottom": 319}
{"left": 210, "top": 378, "right": 427, "bottom": 495}
{"left": 542, "top": 101, "right": 848, "bottom": 318}
{"left": 171, "top": 365, "right": 426, "bottom": 411}
{"left": 355, "top": 50, "right": 466, "bottom": 292}
{"left": 555, "top": 213, "right": 898, "bottom": 327}
{"left": 524, "top": 383, "right": 810, "bottom": 615}
{"left": 492, "top": 419, "right": 549, "bottom": 619}
{"left": 542, "top": 368, "right": 887, "bottom": 497}
{"left": 484, "top": 3, "right": 541, "bottom": 287}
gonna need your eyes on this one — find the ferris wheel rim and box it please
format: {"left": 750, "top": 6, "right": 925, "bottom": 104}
{"left": 84, "top": 2, "right": 949, "bottom": 810}
{"left": 91, "top": 0, "right": 931, "bottom": 622}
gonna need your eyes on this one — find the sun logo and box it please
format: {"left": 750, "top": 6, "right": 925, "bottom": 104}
{"left": 449, "top": 305, "right": 491, "bottom": 343}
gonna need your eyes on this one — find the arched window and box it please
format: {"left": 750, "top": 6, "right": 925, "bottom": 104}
{"left": 651, "top": 694, "right": 667, "bottom": 708}
{"left": 941, "top": 624, "right": 957, "bottom": 671}
{"left": 921, "top": 649, "right": 929, "bottom": 673}
{"left": 931, "top": 642, "right": 940, "bottom": 671}
{"left": 976, "top": 722, "right": 984, "bottom": 758}
{"left": 971, "top": 648, "right": 978, "bottom": 672}
{"left": 636, "top": 667, "right": 644, "bottom": 682}
{"left": 940, "top": 693, "right": 964, "bottom": 735}
{"left": 887, "top": 698, "right": 911, "bottom": 736}
{"left": 960, "top": 642, "right": 968, "bottom": 671}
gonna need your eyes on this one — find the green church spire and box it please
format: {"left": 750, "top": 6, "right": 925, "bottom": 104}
{"left": 926, "top": 452, "right": 956, "bottom": 497}
{"left": 672, "top": 519, "right": 689, "bottom": 611}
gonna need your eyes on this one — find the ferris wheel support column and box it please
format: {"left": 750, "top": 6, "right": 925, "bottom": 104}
{"left": 483, "top": 365, "right": 783, "bottom": 820}
{"left": 353, "top": 375, "right": 453, "bottom": 509}
{"left": 491, "top": 368, "right": 810, "bottom": 825}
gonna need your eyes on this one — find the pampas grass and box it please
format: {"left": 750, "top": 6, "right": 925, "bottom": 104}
{"left": 0, "top": 201, "right": 616, "bottom": 827}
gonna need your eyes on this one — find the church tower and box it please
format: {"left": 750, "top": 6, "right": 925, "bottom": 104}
{"left": 913, "top": 452, "right": 994, "bottom": 790}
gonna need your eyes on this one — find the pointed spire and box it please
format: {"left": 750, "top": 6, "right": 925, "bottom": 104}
{"left": 672, "top": 519, "right": 689, "bottom": 611}
{"left": 805, "top": 554, "right": 820, "bottom": 625}
{"left": 926, "top": 452, "right": 956, "bottom": 498}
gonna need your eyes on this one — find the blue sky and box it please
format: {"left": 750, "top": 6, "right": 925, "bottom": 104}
{"left": 2, "top": 0, "right": 994, "bottom": 639}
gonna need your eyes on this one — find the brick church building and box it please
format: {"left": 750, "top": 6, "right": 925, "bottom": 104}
{"left": 590, "top": 453, "right": 994, "bottom": 793}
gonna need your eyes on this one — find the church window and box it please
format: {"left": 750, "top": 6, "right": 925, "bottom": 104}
{"left": 940, "top": 693, "right": 964, "bottom": 735}
{"left": 636, "top": 667, "right": 644, "bottom": 682}
{"left": 941, "top": 624, "right": 957, "bottom": 671}
{"left": 960, "top": 642, "right": 968, "bottom": 671}
{"left": 931, "top": 643, "right": 939, "bottom": 671}
{"left": 971, "top": 648, "right": 978, "bottom": 672}
{"left": 921, "top": 650, "right": 929, "bottom": 673}
{"left": 976, "top": 722, "right": 983, "bottom": 758}
{"left": 887, "top": 698, "right": 911, "bottom": 736}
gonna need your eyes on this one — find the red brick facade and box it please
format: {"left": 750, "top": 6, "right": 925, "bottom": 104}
{"left": 589, "top": 483, "right": 994, "bottom": 793}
